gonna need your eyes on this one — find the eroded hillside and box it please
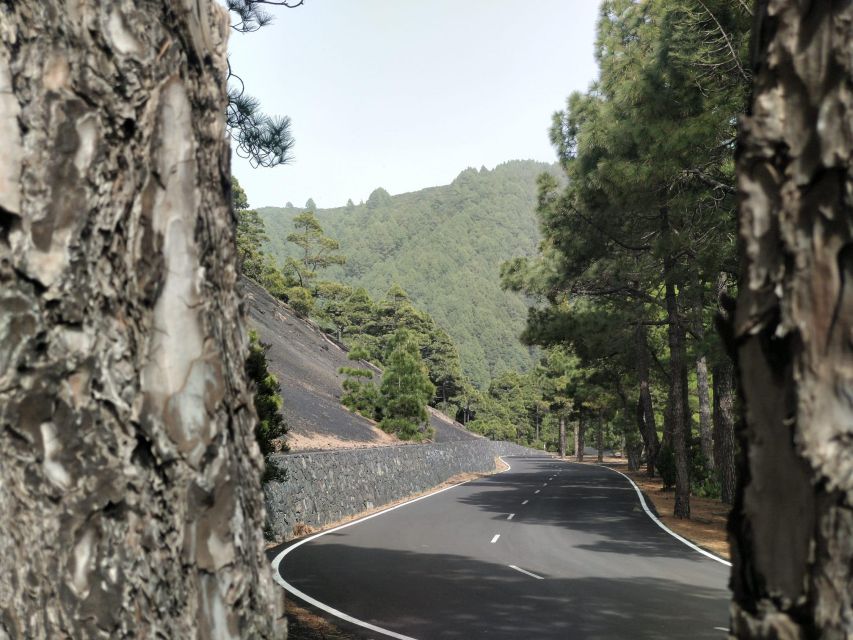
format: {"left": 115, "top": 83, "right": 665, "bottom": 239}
{"left": 241, "top": 277, "right": 478, "bottom": 450}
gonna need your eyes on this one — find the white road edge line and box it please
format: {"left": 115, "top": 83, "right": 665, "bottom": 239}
{"left": 590, "top": 463, "right": 732, "bottom": 567}
{"left": 534, "top": 489, "right": 540, "bottom": 494}
{"left": 491, "top": 534, "right": 501, "bottom": 543}
{"left": 270, "top": 456, "right": 518, "bottom": 640}
{"left": 507, "top": 513, "right": 515, "bottom": 520}
{"left": 508, "top": 564, "right": 544, "bottom": 580}
{"left": 521, "top": 499, "right": 529, "bottom": 505}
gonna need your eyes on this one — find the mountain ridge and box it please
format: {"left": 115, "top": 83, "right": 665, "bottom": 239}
{"left": 258, "top": 159, "right": 557, "bottom": 386}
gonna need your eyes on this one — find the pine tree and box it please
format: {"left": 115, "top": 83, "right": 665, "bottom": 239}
{"left": 339, "top": 346, "right": 380, "bottom": 419}
{"left": 379, "top": 330, "right": 435, "bottom": 441}
{"left": 285, "top": 210, "right": 346, "bottom": 284}
{"left": 246, "top": 331, "right": 289, "bottom": 476}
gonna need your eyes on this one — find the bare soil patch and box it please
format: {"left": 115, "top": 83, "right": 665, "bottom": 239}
{"left": 285, "top": 426, "right": 398, "bottom": 452}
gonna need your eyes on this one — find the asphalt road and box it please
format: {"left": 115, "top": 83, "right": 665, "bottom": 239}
{"left": 273, "top": 456, "right": 731, "bottom": 639}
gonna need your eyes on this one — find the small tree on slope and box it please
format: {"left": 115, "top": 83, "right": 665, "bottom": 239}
{"left": 379, "top": 330, "right": 435, "bottom": 441}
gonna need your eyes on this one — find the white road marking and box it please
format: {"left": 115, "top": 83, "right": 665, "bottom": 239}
{"left": 549, "top": 477, "right": 554, "bottom": 480}
{"left": 534, "top": 489, "right": 540, "bottom": 494}
{"left": 543, "top": 483, "right": 548, "bottom": 487}
{"left": 491, "top": 534, "right": 501, "bottom": 544}
{"left": 271, "top": 457, "right": 516, "bottom": 639}
{"left": 714, "top": 628, "right": 729, "bottom": 632}
{"left": 575, "top": 462, "right": 733, "bottom": 567}
{"left": 508, "top": 565, "right": 544, "bottom": 580}
{"left": 521, "top": 499, "right": 529, "bottom": 505}
{"left": 507, "top": 513, "right": 515, "bottom": 520}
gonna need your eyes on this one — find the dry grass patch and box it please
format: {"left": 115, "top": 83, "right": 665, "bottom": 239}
{"left": 285, "top": 428, "right": 399, "bottom": 451}
{"left": 286, "top": 600, "right": 363, "bottom": 639}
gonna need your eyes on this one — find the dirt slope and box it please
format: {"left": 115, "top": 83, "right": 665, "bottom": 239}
{"left": 240, "top": 277, "right": 478, "bottom": 451}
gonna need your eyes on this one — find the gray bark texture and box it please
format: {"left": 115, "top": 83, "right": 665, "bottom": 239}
{"left": 711, "top": 363, "right": 736, "bottom": 505}
{"left": 596, "top": 414, "right": 603, "bottom": 463}
{"left": 576, "top": 417, "right": 585, "bottom": 462}
{"left": 635, "top": 323, "right": 658, "bottom": 476}
{"left": 695, "top": 355, "right": 714, "bottom": 469}
{"left": 573, "top": 421, "right": 580, "bottom": 458}
{"left": 558, "top": 415, "right": 566, "bottom": 458}
{"left": 732, "top": 1, "right": 853, "bottom": 636}
{"left": 663, "top": 210, "right": 691, "bottom": 519}
{"left": 0, "top": 1, "right": 280, "bottom": 638}
{"left": 694, "top": 282, "right": 715, "bottom": 471}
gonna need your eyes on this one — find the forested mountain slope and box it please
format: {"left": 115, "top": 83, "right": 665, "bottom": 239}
{"left": 258, "top": 160, "right": 555, "bottom": 386}
{"left": 241, "top": 277, "right": 477, "bottom": 450}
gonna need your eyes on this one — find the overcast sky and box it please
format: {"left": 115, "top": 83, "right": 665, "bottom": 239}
{"left": 228, "top": 1, "right": 602, "bottom": 208}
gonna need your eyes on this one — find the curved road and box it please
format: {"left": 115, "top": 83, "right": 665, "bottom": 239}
{"left": 273, "top": 456, "right": 731, "bottom": 639}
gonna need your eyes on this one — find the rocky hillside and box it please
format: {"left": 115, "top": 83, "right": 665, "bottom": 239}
{"left": 241, "top": 277, "right": 478, "bottom": 451}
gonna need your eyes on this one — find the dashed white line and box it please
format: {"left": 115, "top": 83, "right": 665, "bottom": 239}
{"left": 271, "top": 457, "right": 515, "bottom": 639}
{"left": 534, "top": 489, "right": 540, "bottom": 494}
{"left": 507, "top": 513, "right": 515, "bottom": 520}
{"left": 490, "top": 534, "right": 500, "bottom": 544}
{"left": 543, "top": 483, "right": 548, "bottom": 487}
{"left": 713, "top": 628, "right": 729, "bottom": 633}
{"left": 521, "top": 499, "right": 529, "bottom": 505}
{"left": 509, "top": 565, "right": 544, "bottom": 580}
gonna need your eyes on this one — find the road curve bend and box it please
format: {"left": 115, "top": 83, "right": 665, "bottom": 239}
{"left": 271, "top": 456, "right": 731, "bottom": 639}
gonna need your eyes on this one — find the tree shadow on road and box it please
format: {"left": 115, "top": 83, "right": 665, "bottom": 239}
{"left": 456, "top": 457, "right": 712, "bottom": 562}
{"left": 282, "top": 542, "right": 730, "bottom": 640}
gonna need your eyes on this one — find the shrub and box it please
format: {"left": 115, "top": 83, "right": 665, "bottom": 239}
{"left": 657, "top": 445, "right": 676, "bottom": 490}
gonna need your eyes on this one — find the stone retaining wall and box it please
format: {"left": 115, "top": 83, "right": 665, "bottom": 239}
{"left": 264, "top": 440, "right": 542, "bottom": 541}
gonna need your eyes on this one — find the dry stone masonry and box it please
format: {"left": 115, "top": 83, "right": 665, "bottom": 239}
{"left": 264, "top": 440, "right": 542, "bottom": 540}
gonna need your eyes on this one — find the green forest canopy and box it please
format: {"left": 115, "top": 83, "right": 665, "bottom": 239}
{"left": 257, "top": 160, "right": 557, "bottom": 386}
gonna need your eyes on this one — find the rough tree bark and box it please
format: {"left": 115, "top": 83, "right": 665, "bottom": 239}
{"left": 596, "top": 411, "right": 604, "bottom": 463}
{"left": 731, "top": 1, "right": 853, "bottom": 636}
{"left": 558, "top": 415, "right": 566, "bottom": 458}
{"left": 695, "top": 361, "right": 714, "bottom": 470}
{"left": 694, "top": 282, "right": 715, "bottom": 471}
{"left": 663, "top": 209, "right": 691, "bottom": 519}
{"left": 712, "top": 363, "right": 736, "bottom": 505}
{"left": 0, "top": 2, "right": 279, "bottom": 638}
{"left": 575, "top": 415, "right": 585, "bottom": 462}
{"left": 635, "top": 323, "right": 659, "bottom": 476}
{"left": 713, "top": 272, "right": 737, "bottom": 507}
{"left": 573, "top": 421, "right": 580, "bottom": 458}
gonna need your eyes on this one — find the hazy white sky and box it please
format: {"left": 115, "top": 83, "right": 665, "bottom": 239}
{"left": 228, "top": 1, "right": 602, "bottom": 208}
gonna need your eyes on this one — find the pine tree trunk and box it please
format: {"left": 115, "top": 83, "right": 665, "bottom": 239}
{"left": 635, "top": 323, "right": 659, "bottom": 476}
{"left": 573, "top": 421, "right": 580, "bottom": 458}
{"left": 712, "top": 363, "right": 736, "bottom": 505}
{"left": 695, "top": 355, "right": 714, "bottom": 469}
{"left": 693, "top": 279, "right": 715, "bottom": 471}
{"left": 576, "top": 415, "right": 585, "bottom": 462}
{"left": 558, "top": 415, "right": 566, "bottom": 458}
{"left": 663, "top": 211, "right": 690, "bottom": 519}
{"left": 731, "top": 2, "right": 853, "bottom": 636}
{"left": 0, "top": 3, "right": 279, "bottom": 638}
{"left": 596, "top": 411, "right": 604, "bottom": 462}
